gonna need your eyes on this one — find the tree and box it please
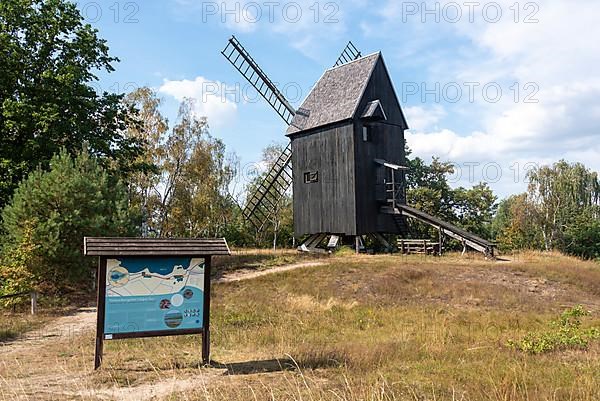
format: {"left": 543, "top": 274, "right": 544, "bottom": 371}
{"left": 123, "top": 95, "right": 238, "bottom": 238}
{"left": 158, "top": 100, "right": 233, "bottom": 237}
{"left": 493, "top": 194, "right": 542, "bottom": 251}
{"left": 404, "top": 144, "right": 497, "bottom": 240}
{"left": 123, "top": 88, "right": 168, "bottom": 236}
{"left": 493, "top": 161, "right": 600, "bottom": 258}
{"left": 527, "top": 161, "right": 600, "bottom": 250}
{"left": 0, "top": 0, "right": 143, "bottom": 207}
{"left": 563, "top": 208, "right": 600, "bottom": 260}
{"left": 1, "top": 149, "right": 136, "bottom": 295}
{"left": 163, "top": 103, "right": 237, "bottom": 237}
{"left": 0, "top": 222, "right": 39, "bottom": 302}
{"left": 453, "top": 183, "right": 497, "bottom": 238}
{"left": 121, "top": 89, "right": 239, "bottom": 238}
{"left": 405, "top": 151, "right": 456, "bottom": 225}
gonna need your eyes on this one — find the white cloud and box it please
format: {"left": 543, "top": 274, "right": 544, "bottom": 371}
{"left": 406, "top": 129, "right": 490, "bottom": 161}
{"left": 405, "top": 105, "right": 446, "bottom": 131}
{"left": 447, "top": 0, "right": 600, "bottom": 86}
{"left": 159, "top": 76, "right": 238, "bottom": 128}
{"left": 162, "top": 0, "right": 600, "bottom": 197}
{"left": 377, "top": 0, "right": 600, "bottom": 196}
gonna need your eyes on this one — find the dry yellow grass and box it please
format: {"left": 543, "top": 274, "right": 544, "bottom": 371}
{"left": 212, "top": 247, "right": 323, "bottom": 277}
{"left": 1, "top": 251, "right": 599, "bottom": 401}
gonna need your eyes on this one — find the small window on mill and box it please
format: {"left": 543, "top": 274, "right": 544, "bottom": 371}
{"left": 303, "top": 171, "right": 318, "bottom": 184}
{"left": 362, "top": 126, "right": 369, "bottom": 142}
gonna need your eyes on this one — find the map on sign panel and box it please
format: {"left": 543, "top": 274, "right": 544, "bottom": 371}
{"left": 104, "top": 257, "right": 205, "bottom": 336}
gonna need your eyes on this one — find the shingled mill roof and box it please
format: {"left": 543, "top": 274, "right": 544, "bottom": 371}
{"left": 287, "top": 52, "right": 381, "bottom": 134}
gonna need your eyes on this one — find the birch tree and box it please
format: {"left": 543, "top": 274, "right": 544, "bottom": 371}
{"left": 527, "top": 161, "right": 600, "bottom": 250}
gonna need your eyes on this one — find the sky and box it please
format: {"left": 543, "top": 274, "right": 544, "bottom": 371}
{"left": 82, "top": 0, "right": 600, "bottom": 198}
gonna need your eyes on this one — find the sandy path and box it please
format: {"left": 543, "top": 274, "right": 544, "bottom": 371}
{"left": 216, "top": 261, "right": 326, "bottom": 283}
{"left": 74, "top": 375, "right": 222, "bottom": 401}
{"left": 0, "top": 260, "right": 324, "bottom": 401}
{"left": 13, "top": 257, "right": 597, "bottom": 401}
{"left": 0, "top": 307, "right": 96, "bottom": 355}
{"left": 1, "top": 261, "right": 324, "bottom": 355}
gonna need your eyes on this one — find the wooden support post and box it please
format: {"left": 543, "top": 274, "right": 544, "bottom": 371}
{"left": 30, "top": 292, "right": 37, "bottom": 315}
{"left": 94, "top": 257, "right": 107, "bottom": 370}
{"left": 391, "top": 170, "right": 396, "bottom": 209}
{"left": 202, "top": 256, "right": 212, "bottom": 366}
{"left": 438, "top": 226, "right": 443, "bottom": 256}
{"left": 355, "top": 236, "right": 360, "bottom": 254}
{"left": 372, "top": 232, "right": 392, "bottom": 252}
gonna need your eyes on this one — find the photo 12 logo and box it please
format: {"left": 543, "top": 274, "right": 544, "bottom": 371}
{"left": 199, "top": 79, "right": 306, "bottom": 104}
{"left": 79, "top": 1, "right": 140, "bottom": 24}
{"left": 200, "top": 1, "right": 340, "bottom": 24}
{"left": 400, "top": 2, "right": 540, "bottom": 24}
{"left": 445, "top": 161, "right": 540, "bottom": 184}
{"left": 90, "top": 81, "right": 140, "bottom": 95}
{"left": 402, "top": 81, "right": 540, "bottom": 104}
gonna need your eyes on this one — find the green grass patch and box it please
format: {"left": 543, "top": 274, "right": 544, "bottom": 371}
{"left": 2, "top": 251, "right": 600, "bottom": 401}
{"left": 0, "top": 312, "right": 49, "bottom": 342}
{"left": 508, "top": 305, "right": 600, "bottom": 354}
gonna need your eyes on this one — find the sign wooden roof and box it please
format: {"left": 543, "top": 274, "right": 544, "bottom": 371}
{"left": 84, "top": 237, "right": 231, "bottom": 256}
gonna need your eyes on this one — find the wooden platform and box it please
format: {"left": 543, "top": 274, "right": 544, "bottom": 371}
{"left": 397, "top": 239, "right": 440, "bottom": 255}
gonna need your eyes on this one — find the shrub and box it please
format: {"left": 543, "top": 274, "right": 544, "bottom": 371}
{"left": 1, "top": 149, "right": 137, "bottom": 297}
{"left": 508, "top": 305, "right": 600, "bottom": 354}
{"left": 0, "top": 222, "right": 39, "bottom": 306}
{"left": 563, "top": 210, "right": 600, "bottom": 260}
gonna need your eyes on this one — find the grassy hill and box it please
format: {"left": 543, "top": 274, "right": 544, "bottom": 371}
{"left": 1, "top": 251, "right": 599, "bottom": 400}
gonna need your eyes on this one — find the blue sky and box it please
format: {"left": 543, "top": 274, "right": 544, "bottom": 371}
{"left": 83, "top": 0, "right": 600, "bottom": 197}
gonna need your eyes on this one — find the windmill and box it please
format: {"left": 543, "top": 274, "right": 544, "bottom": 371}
{"left": 222, "top": 36, "right": 495, "bottom": 257}
{"left": 221, "top": 36, "right": 361, "bottom": 233}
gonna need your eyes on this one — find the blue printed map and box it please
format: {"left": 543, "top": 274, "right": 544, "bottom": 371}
{"left": 104, "top": 257, "right": 205, "bottom": 336}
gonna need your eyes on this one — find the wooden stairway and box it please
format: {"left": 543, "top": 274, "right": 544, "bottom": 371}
{"left": 382, "top": 204, "right": 496, "bottom": 257}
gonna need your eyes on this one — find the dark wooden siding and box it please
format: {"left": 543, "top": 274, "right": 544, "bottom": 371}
{"left": 291, "top": 123, "right": 356, "bottom": 236}
{"left": 289, "top": 54, "right": 408, "bottom": 236}
{"left": 353, "top": 56, "right": 407, "bottom": 234}
{"left": 356, "top": 56, "right": 408, "bottom": 129}
{"left": 353, "top": 122, "right": 406, "bottom": 234}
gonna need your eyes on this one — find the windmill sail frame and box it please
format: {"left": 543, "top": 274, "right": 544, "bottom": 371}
{"left": 222, "top": 36, "right": 296, "bottom": 125}
{"left": 334, "top": 41, "right": 362, "bottom": 67}
{"left": 222, "top": 36, "right": 362, "bottom": 232}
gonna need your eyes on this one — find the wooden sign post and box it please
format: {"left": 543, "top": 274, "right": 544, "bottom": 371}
{"left": 84, "top": 237, "right": 230, "bottom": 370}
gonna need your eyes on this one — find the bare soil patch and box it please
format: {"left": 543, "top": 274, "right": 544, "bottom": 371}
{"left": 1, "top": 252, "right": 599, "bottom": 401}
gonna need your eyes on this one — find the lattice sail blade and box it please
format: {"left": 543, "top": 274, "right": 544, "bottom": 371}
{"left": 222, "top": 36, "right": 296, "bottom": 125}
{"left": 243, "top": 143, "right": 293, "bottom": 231}
{"left": 334, "top": 41, "right": 362, "bottom": 67}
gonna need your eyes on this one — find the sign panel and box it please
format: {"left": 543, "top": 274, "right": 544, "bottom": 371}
{"left": 104, "top": 257, "right": 205, "bottom": 336}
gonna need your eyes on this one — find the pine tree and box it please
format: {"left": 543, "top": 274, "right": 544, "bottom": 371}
{"left": 1, "top": 149, "right": 137, "bottom": 295}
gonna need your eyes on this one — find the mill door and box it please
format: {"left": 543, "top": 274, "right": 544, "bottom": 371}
{"left": 375, "top": 164, "right": 405, "bottom": 209}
